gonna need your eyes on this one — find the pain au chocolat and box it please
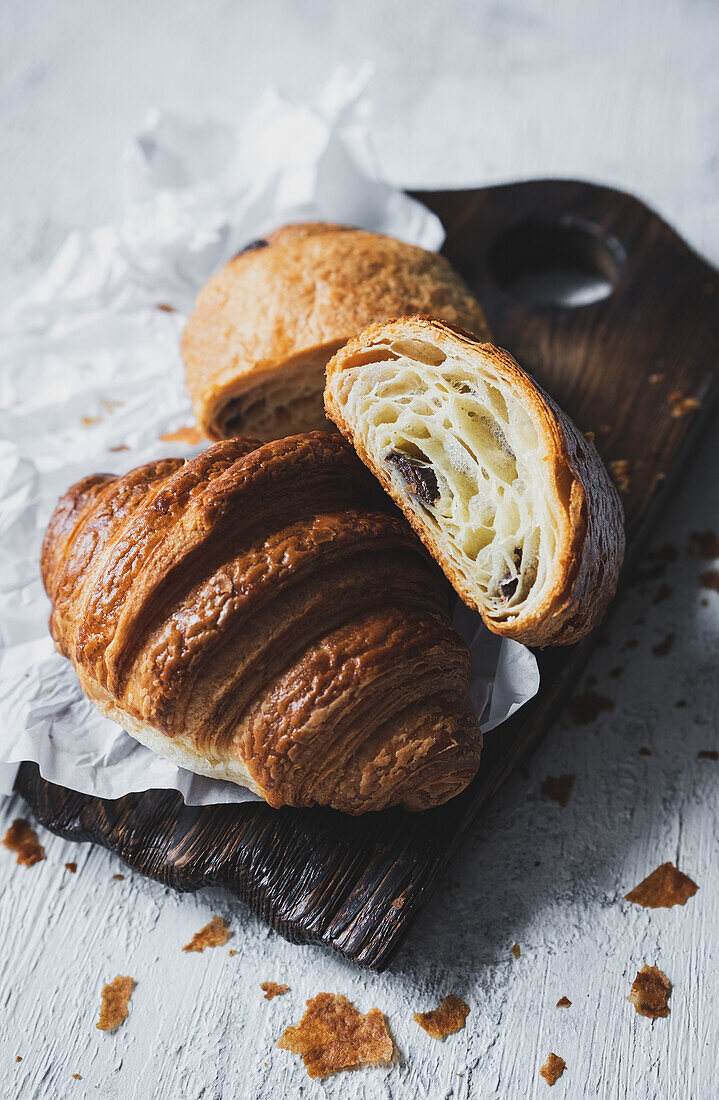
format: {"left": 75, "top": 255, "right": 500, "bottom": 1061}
{"left": 325, "top": 317, "right": 625, "bottom": 647}
{"left": 41, "top": 433, "right": 482, "bottom": 814}
{"left": 181, "top": 223, "right": 488, "bottom": 442}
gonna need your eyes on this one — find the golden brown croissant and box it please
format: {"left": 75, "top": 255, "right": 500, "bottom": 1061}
{"left": 181, "top": 223, "right": 489, "bottom": 442}
{"left": 41, "top": 433, "right": 482, "bottom": 814}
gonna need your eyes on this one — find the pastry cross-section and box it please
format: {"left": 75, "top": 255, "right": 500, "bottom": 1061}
{"left": 325, "top": 317, "right": 624, "bottom": 646}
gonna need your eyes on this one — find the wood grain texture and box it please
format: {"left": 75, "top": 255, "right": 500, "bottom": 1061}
{"left": 15, "top": 180, "right": 719, "bottom": 970}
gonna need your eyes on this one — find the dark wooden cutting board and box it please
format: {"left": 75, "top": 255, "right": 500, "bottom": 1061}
{"left": 15, "top": 180, "right": 719, "bottom": 970}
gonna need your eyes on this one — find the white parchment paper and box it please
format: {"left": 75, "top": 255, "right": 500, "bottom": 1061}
{"left": 0, "top": 71, "right": 540, "bottom": 806}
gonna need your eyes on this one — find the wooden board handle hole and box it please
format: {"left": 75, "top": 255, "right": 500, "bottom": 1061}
{"left": 488, "top": 218, "right": 626, "bottom": 308}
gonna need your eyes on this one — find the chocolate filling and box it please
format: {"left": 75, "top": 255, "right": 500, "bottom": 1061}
{"left": 500, "top": 576, "right": 518, "bottom": 599}
{"left": 234, "top": 238, "right": 269, "bottom": 258}
{"left": 500, "top": 548, "right": 523, "bottom": 600}
{"left": 386, "top": 452, "right": 439, "bottom": 507}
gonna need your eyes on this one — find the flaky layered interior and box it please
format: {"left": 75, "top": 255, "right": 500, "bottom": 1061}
{"left": 328, "top": 337, "right": 568, "bottom": 627}
{"left": 212, "top": 349, "right": 341, "bottom": 441}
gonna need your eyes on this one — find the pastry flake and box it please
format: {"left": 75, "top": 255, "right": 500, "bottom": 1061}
{"left": 278, "top": 992, "right": 393, "bottom": 1079}
{"left": 628, "top": 965, "right": 671, "bottom": 1019}
{"left": 413, "top": 995, "right": 470, "bottom": 1039}
{"left": 2, "top": 819, "right": 45, "bottom": 867}
{"left": 689, "top": 530, "right": 719, "bottom": 559}
{"left": 625, "top": 862, "right": 698, "bottom": 909}
{"left": 261, "top": 982, "right": 289, "bottom": 1000}
{"left": 701, "top": 569, "right": 719, "bottom": 593}
{"left": 608, "top": 458, "right": 631, "bottom": 494}
{"left": 182, "top": 915, "right": 231, "bottom": 953}
{"left": 540, "top": 774, "right": 575, "bottom": 807}
{"left": 159, "top": 424, "right": 204, "bottom": 445}
{"left": 96, "top": 975, "right": 135, "bottom": 1031}
{"left": 540, "top": 1052, "right": 566, "bottom": 1085}
{"left": 652, "top": 632, "right": 675, "bottom": 657}
{"left": 556, "top": 997, "right": 571, "bottom": 1008}
{"left": 669, "top": 390, "right": 701, "bottom": 418}
{"left": 325, "top": 317, "right": 625, "bottom": 647}
{"left": 567, "top": 691, "right": 614, "bottom": 725}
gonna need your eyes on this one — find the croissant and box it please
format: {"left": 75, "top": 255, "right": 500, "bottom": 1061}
{"left": 40, "top": 433, "right": 482, "bottom": 814}
{"left": 181, "top": 223, "right": 488, "bottom": 442}
{"left": 325, "top": 317, "right": 625, "bottom": 647}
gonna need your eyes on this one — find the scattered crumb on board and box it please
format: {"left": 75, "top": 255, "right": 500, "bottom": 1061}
{"left": 182, "top": 916, "right": 231, "bottom": 953}
{"left": 413, "top": 995, "right": 470, "bottom": 1039}
{"left": 96, "top": 975, "right": 135, "bottom": 1032}
{"left": 2, "top": 819, "right": 45, "bottom": 867}
{"left": 628, "top": 965, "right": 672, "bottom": 1019}
{"left": 625, "top": 862, "right": 698, "bottom": 908}
{"left": 278, "top": 993, "right": 393, "bottom": 1079}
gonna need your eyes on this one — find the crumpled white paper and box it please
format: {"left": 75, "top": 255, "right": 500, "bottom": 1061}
{"left": 0, "top": 71, "right": 540, "bottom": 806}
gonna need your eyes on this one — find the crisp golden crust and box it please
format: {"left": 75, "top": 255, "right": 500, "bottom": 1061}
{"left": 181, "top": 223, "right": 489, "bottom": 441}
{"left": 41, "top": 433, "right": 482, "bottom": 814}
{"left": 324, "top": 317, "right": 625, "bottom": 647}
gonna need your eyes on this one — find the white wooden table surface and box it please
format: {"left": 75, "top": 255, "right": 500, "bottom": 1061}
{"left": 1, "top": 2, "right": 718, "bottom": 1097}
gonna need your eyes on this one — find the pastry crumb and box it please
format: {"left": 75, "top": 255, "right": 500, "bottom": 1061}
{"left": 626, "top": 862, "right": 698, "bottom": 908}
{"left": 540, "top": 1052, "right": 566, "bottom": 1085}
{"left": 511, "top": 944, "right": 521, "bottom": 959}
{"left": 567, "top": 691, "right": 614, "bottom": 725}
{"left": 228, "top": 949, "right": 238, "bottom": 956}
{"left": 413, "top": 995, "right": 469, "bottom": 1039}
{"left": 652, "top": 632, "right": 675, "bottom": 658}
{"left": 689, "top": 530, "right": 719, "bottom": 559}
{"left": 608, "top": 459, "right": 631, "bottom": 493}
{"left": 157, "top": 303, "right": 176, "bottom": 312}
{"left": 628, "top": 965, "right": 671, "bottom": 1018}
{"left": 653, "top": 582, "right": 673, "bottom": 604}
{"left": 160, "top": 425, "right": 204, "bottom": 445}
{"left": 65, "top": 862, "right": 77, "bottom": 873}
{"left": 700, "top": 569, "right": 719, "bottom": 593}
{"left": 112, "top": 874, "right": 125, "bottom": 881}
{"left": 182, "top": 915, "right": 231, "bottom": 953}
{"left": 540, "top": 774, "right": 575, "bottom": 807}
{"left": 556, "top": 996, "right": 571, "bottom": 1008}
{"left": 72, "top": 1074, "right": 82, "bottom": 1080}
{"left": 669, "top": 390, "right": 701, "bottom": 418}
{"left": 96, "top": 975, "right": 135, "bottom": 1031}
{"left": 278, "top": 992, "right": 393, "bottom": 1079}
{"left": 2, "top": 819, "right": 45, "bottom": 867}
{"left": 261, "top": 982, "right": 289, "bottom": 1000}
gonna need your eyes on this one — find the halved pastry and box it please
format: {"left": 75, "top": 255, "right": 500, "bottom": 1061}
{"left": 41, "top": 433, "right": 482, "bottom": 814}
{"left": 325, "top": 317, "right": 625, "bottom": 647}
{"left": 181, "top": 223, "right": 488, "bottom": 442}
